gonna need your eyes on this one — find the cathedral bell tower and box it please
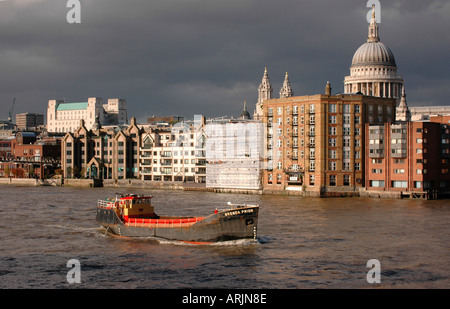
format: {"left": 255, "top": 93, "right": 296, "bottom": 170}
{"left": 254, "top": 67, "right": 273, "bottom": 120}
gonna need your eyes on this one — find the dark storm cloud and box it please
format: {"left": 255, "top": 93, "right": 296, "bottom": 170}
{"left": 0, "top": 0, "right": 449, "bottom": 122}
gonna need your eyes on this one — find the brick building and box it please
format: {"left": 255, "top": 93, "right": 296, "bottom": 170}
{"left": 365, "top": 120, "right": 450, "bottom": 198}
{"left": 262, "top": 82, "right": 396, "bottom": 196}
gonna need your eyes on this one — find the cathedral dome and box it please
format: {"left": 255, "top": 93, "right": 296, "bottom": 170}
{"left": 343, "top": 6, "right": 404, "bottom": 100}
{"left": 351, "top": 41, "right": 396, "bottom": 67}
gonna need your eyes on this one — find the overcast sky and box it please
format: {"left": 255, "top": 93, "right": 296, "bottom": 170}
{"left": 1, "top": 0, "right": 449, "bottom": 123}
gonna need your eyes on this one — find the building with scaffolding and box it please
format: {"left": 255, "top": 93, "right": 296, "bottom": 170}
{"left": 205, "top": 118, "right": 264, "bottom": 190}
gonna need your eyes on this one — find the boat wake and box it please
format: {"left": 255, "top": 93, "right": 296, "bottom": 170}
{"left": 46, "top": 224, "right": 100, "bottom": 235}
{"left": 157, "top": 238, "right": 260, "bottom": 246}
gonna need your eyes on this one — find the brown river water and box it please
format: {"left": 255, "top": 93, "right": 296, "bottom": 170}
{"left": 0, "top": 185, "right": 448, "bottom": 289}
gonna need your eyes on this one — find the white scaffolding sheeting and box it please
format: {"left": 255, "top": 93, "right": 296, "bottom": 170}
{"left": 205, "top": 121, "right": 264, "bottom": 189}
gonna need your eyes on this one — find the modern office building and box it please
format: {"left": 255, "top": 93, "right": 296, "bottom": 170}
{"left": 15, "top": 113, "right": 44, "bottom": 131}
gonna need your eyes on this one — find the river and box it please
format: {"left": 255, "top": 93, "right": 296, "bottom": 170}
{"left": 0, "top": 185, "right": 448, "bottom": 289}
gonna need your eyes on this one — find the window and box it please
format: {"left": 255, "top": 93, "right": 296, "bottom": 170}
{"left": 329, "top": 138, "right": 337, "bottom": 147}
{"left": 277, "top": 162, "right": 282, "bottom": 170}
{"left": 355, "top": 163, "right": 361, "bottom": 171}
{"left": 370, "top": 180, "right": 385, "bottom": 188}
{"left": 329, "top": 161, "right": 337, "bottom": 170}
{"left": 355, "top": 105, "right": 360, "bottom": 113}
{"left": 329, "top": 104, "right": 336, "bottom": 113}
{"left": 343, "top": 115, "right": 350, "bottom": 124}
{"left": 329, "top": 150, "right": 337, "bottom": 159}
{"left": 343, "top": 175, "right": 350, "bottom": 186}
{"left": 329, "top": 127, "right": 337, "bottom": 135}
{"left": 394, "top": 169, "right": 405, "bottom": 174}
{"left": 329, "top": 175, "right": 336, "bottom": 186}
{"left": 309, "top": 160, "right": 315, "bottom": 171}
{"left": 309, "top": 174, "right": 315, "bottom": 185}
{"left": 329, "top": 115, "right": 337, "bottom": 124}
{"left": 372, "top": 169, "right": 382, "bottom": 174}
{"left": 343, "top": 137, "right": 350, "bottom": 147}
{"left": 343, "top": 104, "right": 350, "bottom": 113}
{"left": 392, "top": 181, "right": 407, "bottom": 188}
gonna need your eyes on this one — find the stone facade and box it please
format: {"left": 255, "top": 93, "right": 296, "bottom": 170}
{"left": 47, "top": 97, "right": 127, "bottom": 133}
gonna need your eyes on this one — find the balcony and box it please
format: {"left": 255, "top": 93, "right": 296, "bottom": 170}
{"left": 141, "top": 160, "right": 152, "bottom": 166}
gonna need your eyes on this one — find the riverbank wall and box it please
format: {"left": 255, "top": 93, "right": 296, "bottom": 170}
{"left": 0, "top": 178, "right": 62, "bottom": 186}
{"left": 1, "top": 178, "right": 448, "bottom": 200}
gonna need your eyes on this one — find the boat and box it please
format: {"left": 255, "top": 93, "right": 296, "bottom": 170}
{"left": 96, "top": 193, "right": 259, "bottom": 243}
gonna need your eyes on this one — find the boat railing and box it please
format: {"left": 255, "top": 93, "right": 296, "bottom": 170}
{"left": 125, "top": 217, "right": 205, "bottom": 228}
{"left": 98, "top": 199, "right": 118, "bottom": 209}
{"left": 226, "top": 202, "right": 259, "bottom": 209}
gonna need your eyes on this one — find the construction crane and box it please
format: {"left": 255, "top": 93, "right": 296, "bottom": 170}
{"left": 8, "top": 98, "right": 15, "bottom": 122}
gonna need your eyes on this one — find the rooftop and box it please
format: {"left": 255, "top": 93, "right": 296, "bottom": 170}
{"left": 56, "top": 102, "right": 89, "bottom": 111}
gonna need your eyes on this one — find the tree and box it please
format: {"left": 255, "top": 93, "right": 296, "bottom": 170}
{"left": 4, "top": 166, "right": 10, "bottom": 178}
{"left": 66, "top": 166, "right": 73, "bottom": 179}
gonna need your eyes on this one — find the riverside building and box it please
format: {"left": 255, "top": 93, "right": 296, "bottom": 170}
{"left": 261, "top": 81, "right": 396, "bottom": 196}
{"left": 47, "top": 97, "right": 128, "bottom": 133}
{"left": 364, "top": 120, "right": 450, "bottom": 198}
{"left": 140, "top": 117, "right": 207, "bottom": 183}
{"left": 205, "top": 118, "right": 264, "bottom": 191}
{"left": 61, "top": 116, "right": 207, "bottom": 183}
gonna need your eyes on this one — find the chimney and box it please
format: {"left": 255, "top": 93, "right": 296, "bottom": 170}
{"left": 325, "top": 81, "right": 332, "bottom": 96}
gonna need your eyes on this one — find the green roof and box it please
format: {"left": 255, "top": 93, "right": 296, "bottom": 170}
{"left": 57, "top": 102, "right": 88, "bottom": 111}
